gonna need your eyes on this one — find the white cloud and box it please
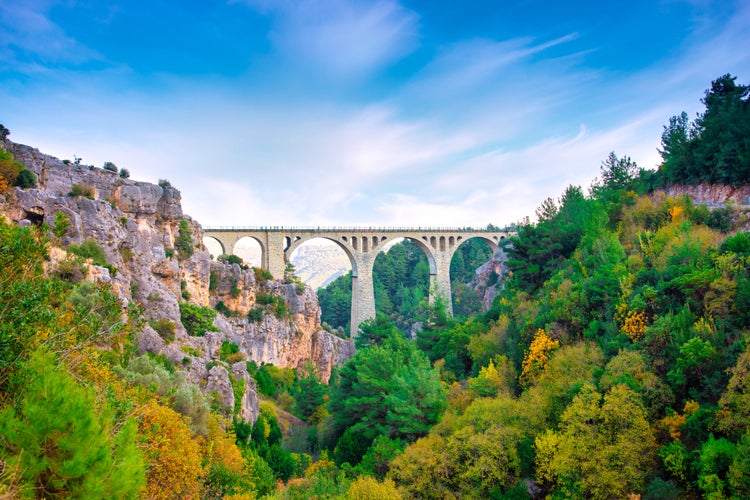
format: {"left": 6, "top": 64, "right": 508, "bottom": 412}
{"left": 0, "top": 0, "right": 102, "bottom": 69}
{"left": 234, "top": 0, "right": 419, "bottom": 81}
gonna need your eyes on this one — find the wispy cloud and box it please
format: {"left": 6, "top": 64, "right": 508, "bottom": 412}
{"left": 233, "top": 0, "right": 419, "bottom": 81}
{"left": 0, "top": 0, "right": 102, "bottom": 71}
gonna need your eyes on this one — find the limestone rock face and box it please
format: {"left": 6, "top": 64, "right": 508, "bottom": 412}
{"left": 2, "top": 139, "right": 354, "bottom": 423}
{"left": 469, "top": 247, "right": 510, "bottom": 311}
{"left": 231, "top": 362, "right": 260, "bottom": 424}
{"left": 660, "top": 183, "right": 750, "bottom": 205}
{"left": 206, "top": 365, "right": 234, "bottom": 410}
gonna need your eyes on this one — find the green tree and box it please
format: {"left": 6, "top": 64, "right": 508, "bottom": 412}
{"left": 535, "top": 384, "right": 656, "bottom": 499}
{"left": 0, "top": 349, "right": 145, "bottom": 498}
{"left": 328, "top": 322, "right": 446, "bottom": 465}
{"left": 293, "top": 360, "right": 328, "bottom": 422}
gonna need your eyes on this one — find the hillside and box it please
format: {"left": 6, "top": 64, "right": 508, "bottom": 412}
{"left": 0, "top": 133, "right": 354, "bottom": 497}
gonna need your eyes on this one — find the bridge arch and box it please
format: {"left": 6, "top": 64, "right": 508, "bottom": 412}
{"left": 285, "top": 235, "right": 358, "bottom": 277}
{"left": 202, "top": 235, "right": 226, "bottom": 257}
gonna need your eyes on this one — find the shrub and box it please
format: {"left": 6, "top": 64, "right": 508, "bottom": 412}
{"left": 706, "top": 206, "right": 734, "bottom": 233}
{"left": 254, "top": 267, "right": 273, "bottom": 282}
{"left": 209, "top": 270, "right": 219, "bottom": 291}
{"left": 230, "top": 277, "right": 240, "bottom": 298}
{"left": 0, "top": 148, "right": 24, "bottom": 192}
{"left": 248, "top": 306, "right": 264, "bottom": 323}
{"left": 103, "top": 161, "right": 117, "bottom": 172}
{"left": 175, "top": 219, "right": 194, "bottom": 259}
{"left": 158, "top": 179, "right": 171, "bottom": 188}
{"left": 179, "top": 302, "right": 220, "bottom": 337}
{"left": 52, "top": 211, "right": 71, "bottom": 239}
{"left": 218, "top": 254, "right": 247, "bottom": 269}
{"left": 220, "top": 341, "right": 240, "bottom": 363}
{"left": 0, "top": 124, "right": 8, "bottom": 140}
{"left": 150, "top": 318, "right": 176, "bottom": 343}
{"left": 181, "top": 345, "right": 201, "bottom": 357}
{"left": 119, "top": 168, "right": 130, "bottom": 178}
{"left": 68, "top": 183, "right": 94, "bottom": 199}
{"left": 215, "top": 301, "right": 233, "bottom": 316}
{"left": 14, "top": 169, "right": 37, "bottom": 189}
{"left": 256, "top": 292, "right": 290, "bottom": 319}
{"left": 68, "top": 239, "right": 108, "bottom": 267}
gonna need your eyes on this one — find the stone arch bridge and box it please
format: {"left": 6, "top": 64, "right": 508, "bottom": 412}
{"left": 202, "top": 227, "right": 514, "bottom": 337}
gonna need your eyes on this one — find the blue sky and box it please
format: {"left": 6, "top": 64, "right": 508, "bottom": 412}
{"left": 1, "top": 0, "right": 749, "bottom": 228}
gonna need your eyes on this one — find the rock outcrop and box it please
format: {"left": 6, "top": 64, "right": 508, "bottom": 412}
{"left": 0, "top": 139, "right": 354, "bottom": 424}
{"left": 659, "top": 183, "right": 750, "bottom": 206}
{"left": 468, "top": 247, "right": 510, "bottom": 311}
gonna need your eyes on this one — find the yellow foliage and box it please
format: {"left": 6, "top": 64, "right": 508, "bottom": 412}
{"left": 138, "top": 400, "right": 204, "bottom": 500}
{"left": 0, "top": 173, "right": 8, "bottom": 193}
{"left": 204, "top": 414, "right": 245, "bottom": 473}
{"left": 659, "top": 412, "right": 686, "bottom": 441}
{"left": 621, "top": 310, "right": 647, "bottom": 342}
{"left": 521, "top": 329, "right": 560, "bottom": 385}
{"left": 684, "top": 400, "right": 700, "bottom": 417}
{"left": 447, "top": 381, "right": 472, "bottom": 413}
{"left": 346, "top": 476, "right": 402, "bottom": 500}
{"left": 669, "top": 205, "right": 683, "bottom": 221}
{"left": 305, "top": 451, "right": 337, "bottom": 478}
{"left": 658, "top": 402, "right": 697, "bottom": 441}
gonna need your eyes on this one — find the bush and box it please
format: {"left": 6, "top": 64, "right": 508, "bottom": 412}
{"left": 256, "top": 292, "right": 290, "bottom": 319}
{"left": 69, "top": 183, "right": 94, "bottom": 199}
{"left": 219, "top": 340, "right": 240, "bottom": 363}
{"left": 0, "top": 148, "right": 23, "bottom": 192}
{"left": 209, "top": 270, "right": 219, "bottom": 291}
{"left": 52, "top": 212, "right": 71, "bottom": 239}
{"left": 248, "top": 306, "right": 264, "bottom": 323}
{"left": 175, "top": 219, "right": 194, "bottom": 259}
{"left": 215, "top": 300, "right": 233, "bottom": 316}
{"left": 254, "top": 267, "right": 273, "bottom": 282}
{"left": 103, "top": 161, "right": 117, "bottom": 172}
{"left": 68, "top": 239, "right": 108, "bottom": 267}
{"left": 706, "top": 206, "right": 734, "bottom": 233}
{"left": 14, "top": 169, "right": 37, "bottom": 189}
{"left": 218, "top": 254, "right": 248, "bottom": 269}
{"left": 230, "top": 277, "right": 240, "bottom": 298}
{"left": 119, "top": 168, "right": 130, "bottom": 178}
{"left": 150, "top": 318, "right": 176, "bottom": 343}
{"left": 179, "top": 302, "right": 220, "bottom": 337}
{"left": 158, "top": 179, "right": 171, "bottom": 188}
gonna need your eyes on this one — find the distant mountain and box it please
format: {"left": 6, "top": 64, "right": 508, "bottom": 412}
{"left": 290, "top": 244, "right": 351, "bottom": 290}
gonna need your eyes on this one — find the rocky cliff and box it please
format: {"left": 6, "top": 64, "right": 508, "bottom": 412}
{"left": 0, "top": 139, "right": 354, "bottom": 424}
{"left": 468, "top": 247, "right": 509, "bottom": 311}
{"left": 659, "top": 183, "right": 750, "bottom": 205}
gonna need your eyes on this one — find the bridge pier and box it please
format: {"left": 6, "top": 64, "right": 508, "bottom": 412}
{"left": 350, "top": 252, "right": 377, "bottom": 338}
{"left": 432, "top": 253, "right": 454, "bottom": 315}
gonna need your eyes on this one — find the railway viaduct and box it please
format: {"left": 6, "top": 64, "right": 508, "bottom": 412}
{"left": 202, "top": 227, "right": 514, "bottom": 337}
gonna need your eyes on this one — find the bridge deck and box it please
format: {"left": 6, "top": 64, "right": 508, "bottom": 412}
{"left": 204, "top": 226, "right": 514, "bottom": 232}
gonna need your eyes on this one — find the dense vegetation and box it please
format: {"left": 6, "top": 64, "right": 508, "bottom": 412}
{"left": 318, "top": 238, "right": 493, "bottom": 336}
{"left": 659, "top": 74, "right": 750, "bottom": 186}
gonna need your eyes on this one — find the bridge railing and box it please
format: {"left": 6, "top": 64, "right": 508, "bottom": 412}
{"left": 203, "top": 226, "right": 517, "bottom": 232}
